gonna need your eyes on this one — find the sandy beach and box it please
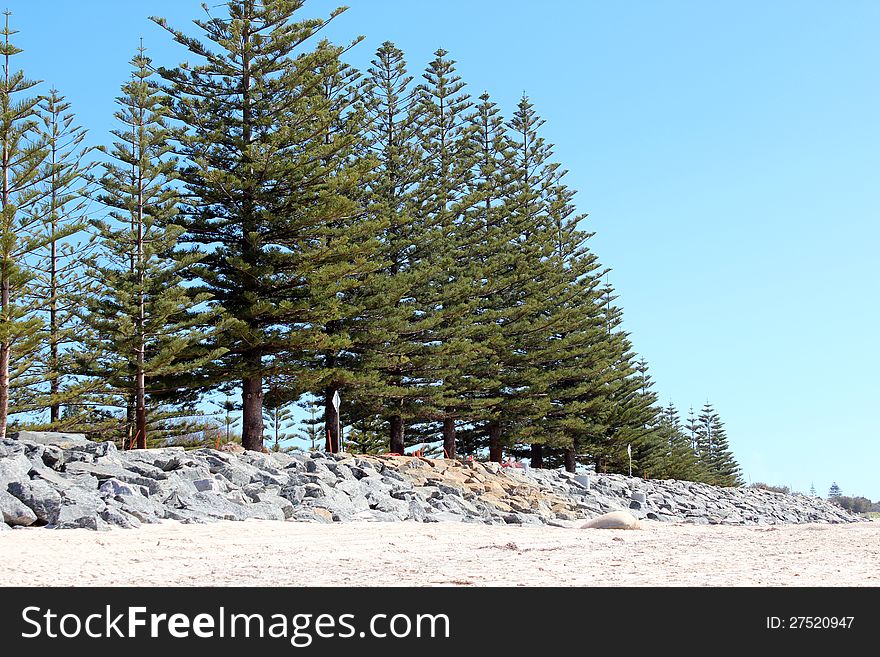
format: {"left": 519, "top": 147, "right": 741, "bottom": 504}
{"left": 2, "top": 519, "right": 877, "bottom": 587}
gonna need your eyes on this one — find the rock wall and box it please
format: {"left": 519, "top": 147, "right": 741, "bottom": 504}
{"left": 0, "top": 435, "right": 859, "bottom": 531}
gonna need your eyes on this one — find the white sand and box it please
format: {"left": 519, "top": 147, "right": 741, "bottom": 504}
{"left": 2, "top": 519, "right": 878, "bottom": 586}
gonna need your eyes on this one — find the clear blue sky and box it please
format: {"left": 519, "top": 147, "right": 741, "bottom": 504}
{"left": 7, "top": 1, "right": 879, "bottom": 499}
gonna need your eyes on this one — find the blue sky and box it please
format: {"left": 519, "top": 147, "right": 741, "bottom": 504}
{"left": 7, "top": 1, "right": 879, "bottom": 499}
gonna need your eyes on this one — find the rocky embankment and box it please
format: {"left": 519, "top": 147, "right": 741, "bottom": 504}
{"left": 0, "top": 432, "right": 859, "bottom": 531}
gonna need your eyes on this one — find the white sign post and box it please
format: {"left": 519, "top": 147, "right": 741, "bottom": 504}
{"left": 627, "top": 444, "right": 632, "bottom": 477}
{"left": 331, "top": 390, "right": 341, "bottom": 453}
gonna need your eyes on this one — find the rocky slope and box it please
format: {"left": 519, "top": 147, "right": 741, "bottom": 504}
{"left": 0, "top": 433, "right": 859, "bottom": 530}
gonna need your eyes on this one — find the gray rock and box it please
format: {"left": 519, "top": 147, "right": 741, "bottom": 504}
{"left": 426, "top": 511, "right": 466, "bottom": 523}
{"left": 0, "top": 452, "right": 32, "bottom": 487}
{"left": 245, "top": 502, "right": 286, "bottom": 521}
{"left": 63, "top": 461, "right": 163, "bottom": 495}
{"left": 55, "top": 487, "right": 106, "bottom": 528}
{"left": 30, "top": 464, "right": 99, "bottom": 492}
{"left": 0, "top": 438, "right": 25, "bottom": 458}
{"left": 193, "top": 478, "right": 225, "bottom": 493}
{"left": 10, "top": 431, "right": 88, "bottom": 447}
{"left": 183, "top": 492, "right": 251, "bottom": 521}
{"left": 100, "top": 504, "right": 142, "bottom": 529}
{"left": 0, "top": 488, "right": 38, "bottom": 526}
{"left": 7, "top": 479, "right": 62, "bottom": 524}
{"left": 117, "top": 447, "right": 190, "bottom": 472}
{"left": 252, "top": 493, "right": 296, "bottom": 519}
{"left": 99, "top": 478, "right": 144, "bottom": 498}
{"left": 114, "top": 494, "right": 167, "bottom": 523}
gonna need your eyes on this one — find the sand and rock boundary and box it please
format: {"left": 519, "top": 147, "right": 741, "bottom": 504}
{"left": 0, "top": 432, "right": 859, "bottom": 531}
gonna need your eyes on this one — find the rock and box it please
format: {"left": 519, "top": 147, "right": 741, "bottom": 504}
{"left": 252, "top": 493, "right": 296, "bottom": 520}
{"left": 0, "top": 488, "right": 38, "bottom": 526}
{"left": 99, "top": 478, "right": 145, "bottom": 498}
{"left": 0, "top": 452, "right": 32, "bottom": 487}
{"left": 55, "top": 487, "right": 106, "bottom": 529}
{"left": 100, "top": 505, "right": 142, "bottom": 529}
{"left": 176, "top": 492, "right": 251, "bottom": 521}
{"left": 573, "top": 474, "right": 591, "bottom": 490}
{"left": 7, "top": 479, "right": 63, "bottom": 524}
{"left": 245, "top": 502, "right": 286, "bottom": 521}
{"left": 114, "top": 494, "right": 167, "bottom": 523}
{"left": 10, "top": 431, "right": 88, "bottom": 447}
{"left": 580, "top": 510, "right": 641, "bottom": 530}
{"left": 193, "top": 478, "right": 225, "bottom": 493}
{"left": 0, "top": 438, "right": 25, "bottom": 458}
{"left": 63, "top": 461, "right": 163, "bottom": 495}
{"left": 117, "top": 447, "right": 189, "bottom": 472}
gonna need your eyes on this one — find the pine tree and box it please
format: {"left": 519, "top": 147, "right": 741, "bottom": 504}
{"left": 26, "top": 89, "right": 93, "bottom": 427}
{"left": 296, "top": 396, "right": 324, "bottom": 451}
{"left": 0, "top": 12, "right": 50, "bottom": 439}
{"left": 828, "top": 482, "right": 841, "bottom": 499}
{"left": 409, "top": 48, "right": 482, "bottom": 458}
{"left": 809, "top": 483, "right": 817, "bottom": 497}
{"left": 652, "top": 401, "right": 707, "bottom": 481}
{"left": 80, "top": 47, "right": 225, "bottom": 448}
{"left": 152, "top": 0, "right": 366, "bottom": 451}
{"left": 684, "top": 406, "right": 701, "bottom": 456}
{"left": 483, "top": 94, "right": 576, "bottom": 464}
{"left": 263, "top": 403, "right": 294, "bottom": 452}
{"left": 358, "top": 41, "right": 437, "bottom": 454}
{"left": 590, "top": 280, "right": 661, "bottom": 476}
{"left": 695, "top": 401, "right": 742, "bottom": 486}
{"left": 299, "top": 38, "right": 384, "bottom": 455}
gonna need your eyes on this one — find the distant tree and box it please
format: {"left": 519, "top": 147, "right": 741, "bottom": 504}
{"left": 296, "top": 397, "right": 324, "bottom": 452}
{"left": 832, "top": 495, "right": 870, "bottom": 514}
{"left": 828, "top": 482, "right": 842, "bottom": 498}
{"left": 809, "top": 483, "right": 816, "bottom": 497}
{"left": 750, "top": 482, "right": 790, "bottom": 495}
{"left": 263, "top": 403, "right": 294, "bottom": 452}
{"left": 217, "top": 399, "right": 240, "bottom": 445}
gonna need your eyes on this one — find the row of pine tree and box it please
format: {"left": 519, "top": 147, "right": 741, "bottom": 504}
{"left": 0, "top": 1, "right": 742, "bottom": 485}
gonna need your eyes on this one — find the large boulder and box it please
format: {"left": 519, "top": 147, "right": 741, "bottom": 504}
{"left": 0, "top": 488, "right": 38, "bottom": 526}
{"left": 7, "top": 479, "right": 63, "bottom": 524}
{"left": 10, "top": 431, "right": 88, "bottom": 448}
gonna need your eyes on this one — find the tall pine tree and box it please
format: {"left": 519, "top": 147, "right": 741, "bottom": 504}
{"left": 0, "top": 12, "right": 49, "bottom": 439}
{"left": 153, "top": 0, "right": 366, "bottom": 451}
{"left": 80, "top": 47, "right": 225, "bottom": 448}
{"left": 26, "top": 90, "right": 93, "bottom": 427}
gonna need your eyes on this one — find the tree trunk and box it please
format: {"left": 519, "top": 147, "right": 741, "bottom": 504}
{"left": 324, "top": 386, "right": 340, "bottom": 453}
{"left": 564, "top": 445, "right": 577, "bottom": 473}
{"left": 134, "top": 369, "right": 146, "bottom": 449}
{"left": 0, "top": 337, "right": 8, "bottom": 442}
{"left": 389, "top": 415, "right": 404, "bottom": 454}
{"left": 49, "top": 230, "right": 59, "bottom": 424}
{"left": 442, "top": 415, "right": 456, "bottom": 459}
{"left": 530, "top": 443, "right": 544, "bottom": 469}
{"left": 488, "top": 421, "right": 502, "bottom": 463}
{"left": 241, "top": 367, "right": 264, "bottom": 452}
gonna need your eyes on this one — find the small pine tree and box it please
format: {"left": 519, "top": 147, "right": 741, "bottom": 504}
{"left": 80, "top": 47, "right": 226, "bottom": 448}
{"left": 828, "top": 482, "right": 842, "bottom": 498}
{"left": 27, "top": 89, "right": 94, "bottom": 428}
{"left": 809, "top": 483, "right": 817, "bottom": 497}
